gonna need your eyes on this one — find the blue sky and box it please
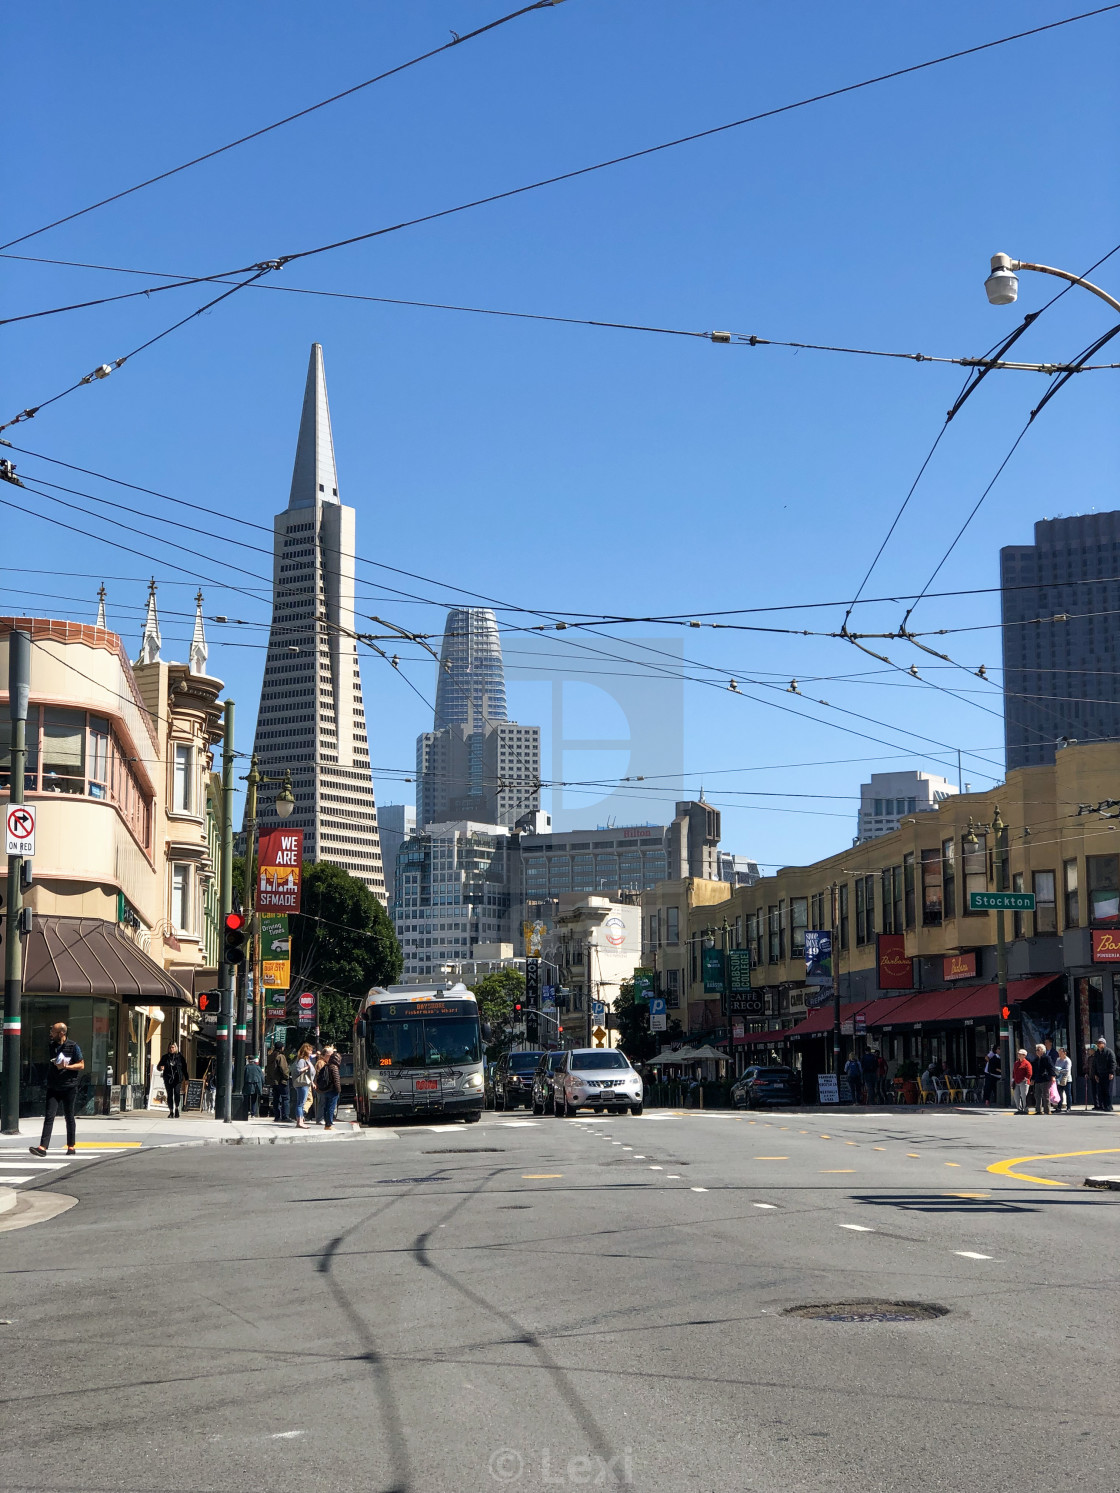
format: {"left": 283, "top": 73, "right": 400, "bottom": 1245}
{"left": 5, "top": 1, "right": 1118, "bottom": 867}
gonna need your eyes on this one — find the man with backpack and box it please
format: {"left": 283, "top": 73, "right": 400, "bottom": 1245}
{"left": 317, "top": 1043, "right": 342, "bottom": 1131}
{"left": 157, "top": 1043, "right": 189, "bottom": 1118}
{"left": 265, "top": 1044, "right": 290, "bottom": 1122}
{"left": 844, "top": 1053, "right": 864, "bottom": 1105}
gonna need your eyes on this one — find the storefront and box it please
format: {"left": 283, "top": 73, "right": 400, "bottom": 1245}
{"left": 15, "top": 914, "right": 191, "bottom": 1116}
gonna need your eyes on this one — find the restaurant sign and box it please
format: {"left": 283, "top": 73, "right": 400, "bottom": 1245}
{"left": 876, "top": 933, "right": 911, "bottom": 990}
{"left": 944, "top": 951, "right": 978, "bottom": 980}
{"left": 1091, "top": 929, "right": 1120, "bottom": 963}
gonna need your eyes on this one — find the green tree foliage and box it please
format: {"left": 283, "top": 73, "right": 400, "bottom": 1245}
{"left": 613, "top": 979, "right": 683, "bottom": 1063}
{"left": 288, "top": 862, "right": 402, "bottom": 1044}
{"left": 468, "top": 967, "right": 525, "bottom": 1055}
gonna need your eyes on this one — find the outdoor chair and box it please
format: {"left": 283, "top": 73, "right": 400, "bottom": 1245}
{"left": 916, "top": 1077, "right": 938, "bottom": 1105}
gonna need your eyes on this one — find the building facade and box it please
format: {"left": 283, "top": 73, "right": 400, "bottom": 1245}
{"left": 855, "top": 769, "right": 957, "bottom": 842}
{"left": 542, "top": 894, "right": 643, "bottom": 1043}
{"left": 417, "top": 719, "right": 540, "bottom": 829}
{"left": 248, "top": 342, "right": 386, "bottom": 899}
{"left": 392, "top": 821, "right": 513, "bottom": 980}
{"left": 1002, "top": 511, "right": 1120, "bottom": 770}
{"left": 378, "top": 804, "right": 416, "bottom": 906}
{"left": 432, "top": 607, "right": 507, "bottom": 731}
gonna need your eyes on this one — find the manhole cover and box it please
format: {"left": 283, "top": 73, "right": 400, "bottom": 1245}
{"left": 423, "top": 1147, "right": 505, "bottom": 1154}
{"left": 785, "top": 1300, "right": 948, "bottom": 1324}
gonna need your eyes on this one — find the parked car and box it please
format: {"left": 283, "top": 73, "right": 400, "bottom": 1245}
{"left": 554, "top": 1048, "right": 643, "bottom": 1116}
{"left": 730, "top": 1065, "right": 801, "bottom": 1109}
{"left": 532, "top": 1050, "right": 568, "bottom": 1114}
{"left": 493, "top": 1050, "right": 545, "bottom": 1110}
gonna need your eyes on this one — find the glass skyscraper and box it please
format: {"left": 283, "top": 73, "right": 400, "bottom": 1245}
{"left": 433, "top": 608, "right": 507, "bottom": 731}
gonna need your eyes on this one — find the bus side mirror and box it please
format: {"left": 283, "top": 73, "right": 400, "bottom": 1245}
{"left": 481, "top": 1022, "right": 492, "bottom": 1042}
{"left": 356, "top": 1021, "right": 367, "bottom": 1040}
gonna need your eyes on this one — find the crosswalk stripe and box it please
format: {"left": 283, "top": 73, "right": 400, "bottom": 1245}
{"left": 0, "top": 1160, "right": 67, "bottom": 1170}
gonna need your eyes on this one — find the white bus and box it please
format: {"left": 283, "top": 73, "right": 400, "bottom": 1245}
{"left": 352, "top": 983, "right": 488, "bottom": 1124}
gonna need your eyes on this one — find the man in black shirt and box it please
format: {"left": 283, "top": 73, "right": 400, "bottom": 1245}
{"left": 157, "top": 1043, "right": 189, "bottom": 1117}
{"left": 30, "top": 1022, "right": 84, "bottom": 1156}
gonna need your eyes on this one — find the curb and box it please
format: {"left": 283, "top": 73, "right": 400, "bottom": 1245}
{"left": 1083, "top": 1175, "right": 1120, "bottom": 1190}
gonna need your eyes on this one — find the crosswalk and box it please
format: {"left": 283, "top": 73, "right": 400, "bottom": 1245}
{"left": 0, "top": 1142, "right": 142, "bottom": 1186}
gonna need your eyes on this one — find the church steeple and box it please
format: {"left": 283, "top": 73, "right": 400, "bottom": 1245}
{"left": 189, "top": 590, "right": 208, "bottom": 675}
{"left": 287, "top": 342, "right": 340, "bottom": 510}
{"left": 138, "top": 578, "right": 161, "bottom": 664}
{"left": 95, "top": 583, "right": 106, "bottom": 629}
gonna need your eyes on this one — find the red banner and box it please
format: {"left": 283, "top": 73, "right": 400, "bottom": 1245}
{"left": 258, "top": 828, "right": 303, "bottom": 912}
{"left": 1092, "top": 929, "right": 1120, "bottom": 963}
{"left": 944, "top": 951, "right": 978, "bottom": 981}
{"left": 877, "top": 933, "right": 911, "bottom": 989}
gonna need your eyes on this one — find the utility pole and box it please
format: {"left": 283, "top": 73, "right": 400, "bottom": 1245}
{"left": 993, "top": 807, "right": 1012, "bottom": 1108}
{"left": 585, "top": 938, "right": 593, "bottom": 1047}
{"left": 241, "top": 753, "right": 260, "bottom": 1094}
{"left": 217, "top": 700, "right": 235, "bottom": 1124}
{"left": 830, "top": 881, "right": 842, "bottom": 1077}
{"left": 2, "top": 629, "right": 30, "bottom": 1135}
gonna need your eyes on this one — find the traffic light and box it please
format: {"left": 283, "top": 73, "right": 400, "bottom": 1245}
{"left": 1001, "top": 1005, "right": 1011, "bottom": 1021}
{"left": 223, "top": 911, "right": 247, "bottom": 966}
{"left": 514, "top": 1001, "right": 522, "bottom": 1016}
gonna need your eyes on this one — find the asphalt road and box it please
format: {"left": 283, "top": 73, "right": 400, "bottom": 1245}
{"left": 2, "top": 1104, "right": 1118, "bottom": 1493}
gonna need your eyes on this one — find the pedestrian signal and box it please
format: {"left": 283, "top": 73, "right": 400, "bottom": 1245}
{"left": 1001, "top": 1005, "right": 1011, "bottom": 1020}
{"left": 198, "top": 990, "right": 221, "bottom": 1014}
{"left": 224, "top": 911, "right": 247, "bottom": 966}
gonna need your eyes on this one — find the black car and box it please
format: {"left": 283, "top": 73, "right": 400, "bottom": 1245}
{"left": 532, "top": 1050, "right": 568, "bottom": 1114}
{"left": 730, "top": 1065, "right": 801, "bottom": 1109}
{"left": 493, "top": 1050, "right": 545, "bottom": 1110}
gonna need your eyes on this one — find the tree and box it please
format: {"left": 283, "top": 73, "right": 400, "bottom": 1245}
{"left": 288, "top": 862, "right": 402, "bottom": 1044}
{"left": 613, "top": 979, "right": 683, "bottom": 1063}
{"left": 468, "top": 967, "right": 525, "bottom": 1056}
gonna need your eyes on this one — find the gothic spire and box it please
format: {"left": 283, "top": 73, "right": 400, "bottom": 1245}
{"left": 287, "top": 342, "right": 340, "bottom": 510}
{"left": 138, "top": 578, "right": 161, "bottom": 665}
{"left": 189, "top": 590, "right": 208, "bottom": 675}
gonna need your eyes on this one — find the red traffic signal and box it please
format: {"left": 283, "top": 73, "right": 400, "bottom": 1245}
{"left": 514, "top": 1002, "right": 522, "bottom": 1013}
{"left": 1001, "top": 1005, "right": 1011, "bottom": 1021}
{"left": 223, "top": 912, "right": 247, "bottom": 966}
{"left": 198, "top": 990, "right": 220, "bottom": 1013}
{"left": 224, "top": 912, "right": 244, "bottom": 932}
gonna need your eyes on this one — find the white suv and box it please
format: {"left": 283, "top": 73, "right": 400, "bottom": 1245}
{"left": 555, "top": 1049, "right": 643, "bottom": 1117}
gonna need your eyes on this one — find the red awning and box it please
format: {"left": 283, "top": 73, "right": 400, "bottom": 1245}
{"left": 785, "top": 976, "right": 1061, "bottom": 1037}
{"left": 735, "top": 1027, "right": 794, "bottom": 1045}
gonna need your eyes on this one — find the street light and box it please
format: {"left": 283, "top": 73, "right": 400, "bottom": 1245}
{"left": 274, "top": 769, "right": 295, "bottom": 819}
{"left": 985, "top": 252, "right": 1120, "bottom": 315}
{"left": 964, "top": 808, "right": 1012, "bottom": 1108}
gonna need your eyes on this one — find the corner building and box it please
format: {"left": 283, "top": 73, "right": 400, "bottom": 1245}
{"left": 249, "top": 344, "right": 385, "bottom": 899}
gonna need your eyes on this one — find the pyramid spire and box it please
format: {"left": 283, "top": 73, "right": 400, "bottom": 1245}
{"left": 138, "top": 578, "right": 161, "bottom": 665}
{"left": 189, "top": 589, "right": 208, "bottom": 675}
{"left": 95, "top": 583, "right": 106, "bottom": 629}
{"left": 287, "top": 342, "right": 340, "bottom": 510}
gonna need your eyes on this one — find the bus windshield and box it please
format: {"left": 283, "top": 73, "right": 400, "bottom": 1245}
{"left": 367, "top": 1016, "right": 481, "bottom": 1069}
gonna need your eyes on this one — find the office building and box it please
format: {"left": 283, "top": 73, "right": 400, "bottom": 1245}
{"left": 392, "top": 821, "right": 513, "bottom": 979}
{"left": 247, "top": 344, "right": 385, "bottom": 899}
{"left": 718, "top": 852, "right": 761, "bottom": 887}
{"left": 856, "top": 770, "right": 957, "bottom": 842}
{"left": 433, "top": 607, "right": 507, "bottom": 730}
{"left": 377, "top": 804, "right": 415, "bottom": 905}
{"left": 1001, "top": 512, "right": 1120, "bottom": 770}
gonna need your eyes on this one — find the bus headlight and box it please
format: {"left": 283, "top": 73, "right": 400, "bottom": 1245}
{"left": 367, "top": 1078, "right": 381, "bottom": 1092}
{"left": 464, "top": 1073, "right": 483, "bottom": 1089}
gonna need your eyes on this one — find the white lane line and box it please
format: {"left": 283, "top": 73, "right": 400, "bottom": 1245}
{"left": 666, "top": 1174, "right": 682, "bottom": 1179}
{"left": 0, "top": 1161, "right": 67, "bottom": 1170}
{"left": 633, "top": 1154, "right": 646, "bottom": 1159}
{"left": 838, "top": 1224, "right": 874, "bottom": 1232}
{"left": 500, "top": 1121, "right": 538, "bottom": 1128}
{"left": 611, "top": 1142, "right": 622, "bottom": 1146}
{"left": 271, "top": 1431, "right": 306, "bottom": 1439}
{"left": 0, "top": 1175, "right": 36, "bottom": 1185}
{"left": 622, "top": 1147, "right": 633, "bottom": 1151}
{"left": 955, "top": 1250, "right": 993, "bottom": 1260}
{"left": 648, "top": 1165, "right": 663, "bottom": 1170}
{"left": 753, "top": 1202, "right": 778, "bottom": 1209}
{"left": 690, "top": 1186, "right": 709, "bottom": 1193}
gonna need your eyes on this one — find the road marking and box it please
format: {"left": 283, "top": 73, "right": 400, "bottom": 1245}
{"left": 0, "top": 1175, "right": 35, "bottom": 1184}
{"left": 501, "top": 1121, "right": 538, "bottom": 1128}
{"left": 820, "top": 1134, "right": 831, "bottom": 1139}
{"left": 0, "top": 1160, "right": 65, "bottom": 1170}
{"left": 839, "top": 1223, "right": 873, "bottom": 1232}
{"left": 844, "top": 1141, "right": 859, "bottom": 1146}
{"left": 649, "top": 1165, "right": 663, "bottom": 1170}
{"left": 667, "top": 1174, "right": 681, "bottom": 1178}
{"left": 820, "top": 1168, "right": 855, "bottom": 1173}
{"left": 945, "top": 1162, "right": 961, "bottom": 1167}
{"left": 753, "top": 1202, "right": 778, "bottom": 1209}
{"left": 906, "top": 1153, "right": 921, "bottom": 1158}
{"left": 522, "top": 1174, "right": 563, "bottom": 1180}
{"left": 611, "top": 1142, "right": 622, "bottom": 1146}
{"left": 873, "top": 1146, "right": 886, "bottom": 1151}
{"left": 946, "top": 1192, "right": 989, "bottom": 1199}
{"left": 271, "top": 1431, "right": 305, "bottom": 1439}
{"left": 634, "top": 1154, "right": 646, "bottom": 1159}
{"left": 955, "top": 1250, "right": 992, "bottom": 1260}
{"left": 755, "top": 1156, "right": 788, "bottom": 1161}
{"left": 987, "top": 1148, "right": 1120, "bottom": 1188}
{"left": 622, "top": 1146, "right": 633, "bottom": 1151}
{"left": 691, "top": 1186, "right": 709, "bottom": 1193}
{"left": 73, "top": 1141, "right": 142, "bottom": 1149}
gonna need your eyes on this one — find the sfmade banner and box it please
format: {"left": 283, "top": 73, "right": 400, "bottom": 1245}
{"left": 258, "top": 829, "right": 303, "bottom": 912}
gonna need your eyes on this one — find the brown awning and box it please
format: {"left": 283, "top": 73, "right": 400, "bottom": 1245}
{"left": 22, "top": 916, "right": 192, "bottom": 1006}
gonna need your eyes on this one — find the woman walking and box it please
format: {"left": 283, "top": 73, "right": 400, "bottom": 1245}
{"left": 1012, "top": 1049, "right": 1032, "bottom": 1114}
{"left": 1054, "top": 1046, "right": 1074, "bottom": 1112}
{"left": 318, "top": 1043, "right": 342, "bottom": 1131}
{"left": 290, "top": 1043, "right": 315, "bottom": 1130}
{"left": 981, "top": 1047, "right": 1002, "bottom": 1107}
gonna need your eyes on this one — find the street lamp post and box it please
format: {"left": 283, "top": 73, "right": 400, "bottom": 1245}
{"left": 241, "top": 754, "right": 295, "bottom": 1091}
{"left": 985, "top": 253, "right": 1120, "bottom": 315}
{"left": 964, "top": 809, "right": 1012, "bottom": 1108}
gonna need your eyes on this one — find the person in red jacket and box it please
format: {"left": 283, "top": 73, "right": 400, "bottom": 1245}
{"left": 1012, "top": 1049, "right": 1032, "bottom": 1114}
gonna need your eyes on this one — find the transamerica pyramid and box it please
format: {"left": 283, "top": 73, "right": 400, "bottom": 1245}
{"left": 248, "top": 343, "right": 386, "bottom": 899}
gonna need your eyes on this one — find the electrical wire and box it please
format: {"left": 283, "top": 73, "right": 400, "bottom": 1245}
{"left": 0, "top": 2, "right": 561, "bottom": 251}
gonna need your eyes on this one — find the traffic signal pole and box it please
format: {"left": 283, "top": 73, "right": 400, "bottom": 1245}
{"left": 994, "top": 809, "right": 1012, "bottom": 1109}
{"left": 2, "top": 629, "right": 30, "bottom": 1135}
{"left": 218, "top": 700, "right": 235, "bottom": 1123}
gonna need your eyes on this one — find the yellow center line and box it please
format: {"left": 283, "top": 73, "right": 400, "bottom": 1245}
{"left": 74, "top": 1141, "right": 142, "bottom": 1149}
{"left": 987, "top": 1148, "right": 1120, "bottom": 1188}
{"left": 522, "top": 1174, "right": 563, "bottom": 1179}
{"left": 821, "top": 1168, "right": 856, "bottom": 1173}
{"left": 755, "top": 1156, "right": 788, "bottom": 1160}
{"left": 906, "top": 1153, "right": 921, "bottom": 1158}
{"left": 873, "top": 1146, "right": 886, "bottom": 1151}
{"left": 945, "top": 1162, "right": 961, "bottom": 1167}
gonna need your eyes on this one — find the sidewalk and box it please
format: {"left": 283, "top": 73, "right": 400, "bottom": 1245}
{"left": 0, "top": 1109, "right": 373, "bottom": 1150}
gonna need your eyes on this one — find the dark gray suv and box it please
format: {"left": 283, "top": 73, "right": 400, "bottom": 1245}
{"left": 493, "top": 1050, "right": 545, "bottom": 1110}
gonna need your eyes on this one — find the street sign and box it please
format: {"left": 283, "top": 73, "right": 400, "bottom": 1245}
{"left": 5, "top": 802, "right": 35, "bottom": 856}
{"left": 294, "top": 990, "right": 317, "bottom": 1026}
{"left": 649, "top": 995, "right": 667, "bottom": 1034}
{"left": 969, "top": 891, "right": 1035, "bottom": 912}
{"left": 592, "top": 1025, "right": 608, "bottom": 1047}
{"left": 728, "top": 993, "right": 764, "bottom": 1018}
{"left": 591, "top": 999, "right": 606, "bottom": 1020}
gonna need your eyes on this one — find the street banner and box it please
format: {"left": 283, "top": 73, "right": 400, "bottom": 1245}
{"left": 541, "top": 985, "right": 556, "bottom": 1008}
{"left": 260, "top": 913, "right": 291, "bottom": 989}
{"left": 701, "top": 948, "right": 725, "bottom": 994}
{"left": 258, "top": 829, "right": 303, "bottom": 912}
{"left": 632, "top": 970, "right": 654, "bottom": 1003}
{"left": 727, "top": 949, "right": 751, "bottom": 993}
{"left": 525, "top": 958, "right": 540, "bottom": 1004}
{"left": 944, "top": 951, "right": 978, "bottom": 980}
{"left": 264, "top": 988, "right": 287, "bottom": 1023}
{"left": 804, "top": 929, "right": 832, "bottom": 985}
{"left": 877, "top": 933, "right": 911, "bottom": 990}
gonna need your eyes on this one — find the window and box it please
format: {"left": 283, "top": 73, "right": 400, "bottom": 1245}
{"left": 172, "top": 743, "right": 193, "bottom": 813}
{"left": 964, "top": 833, "right": 988, "bottom": 915}
{"left": 768, "top": 905, "right": 781, "bottom": 963}
{"left": 839, "top": 883, "right": 849, "bottom": 951}
{"left": 811, "top": 891, "right": 825, "bottom": 931}
{"left": 1013, "top": 871, "right": 1026, "bottom": 938}
{"left": 790, "top": 897, "right": 808, "bottom": 957}
{"left": 855, "top": 876, "right": 875, "bottom": 945}
{"left": 666, "top": 906, "right": 679, "bottom": 945}
{"left": 881, "top": 870, "right": 894, "bottom": 934}
{"left": 1064, "top": 858, "right": 1079, "bottom": 928}
{"left": 1033, "top": 870, "right": 1056, "bottom": 935}
{"left": 1087, "top": 855, "right": 1120, "bottom": 924}
{"left": 41, "top": 707, "right": 85, "bottom": 795}
{"left": 88, "top": 716, "right": 110, "bottom": 800}
{"left": 942, "top": 839, "right": 956, "bottom": 920}
{"left": 665, "top": 968, "right": 680, "bottom": 1007}
{"left": 903, "top": 853, "right": 916, "bottom": 929}
{"left": 892, "top": 865, "right": 904, "bottom": 934}
{"left": 921, "top": 849, "right": 942, "bottom": 926}
{"left": 171, "top": 863, "right": 191, "bottom": 932}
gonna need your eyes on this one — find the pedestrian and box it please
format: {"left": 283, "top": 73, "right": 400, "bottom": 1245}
{"left": 982, "top": 1047, "right": 1002, "bottom": 1107}
{"left": 877, "top": 1050, "right": 891, "bottom": 1103}
{"left": 265, "top": 1043, "right": 290, "bottom": 1122}
{"left": 243, "top": 1054, "right": 265, "bottom": 1118}
{"left": 1054, "top": 1046, "right": 1073, "bottom": 1113}
{"left": 1012, "top": 1049, "right": 1032, "bottom": 1114}
{"left": 29, "top": 1022, "right": 84, "bottom": 1157}
{"left": 317, "top": 1042, "right": 342, "bottom": 1130}
{"left": 291, "top": 1043, "right": 315, "bottom": 1130}
{"left": 312, "top": 1044, "right": 327, "bottom": 1123}
{"left": 860, "top": 1048, "right": 880, "bottom": 1104}
{"left": 1031, "top": 1042, "right": 1056, "bottom": 1115}
{"left": 844, "top": 1053, "right": 864, "bottom": 1104}
{"left": 1089, "top": 1036, "right": 1116, "bottom": 1112}
{"left": 157, "top": 1043, "right": 188, "bottom": 1118}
